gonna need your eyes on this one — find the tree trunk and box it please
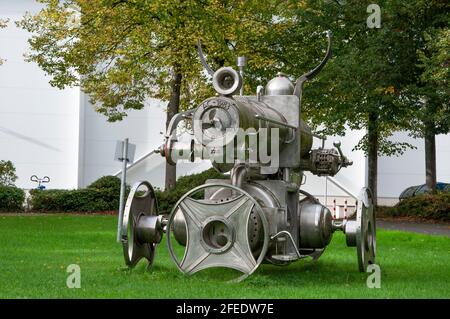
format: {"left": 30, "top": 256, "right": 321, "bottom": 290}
{"left": 165, "top": 71, "right": 182, "bottom": 191}
{"left": 424, "top": 129, "right": 437, "bottom": 193}
{"left": 367, "top": 111, "right": 378, "bottom": 206}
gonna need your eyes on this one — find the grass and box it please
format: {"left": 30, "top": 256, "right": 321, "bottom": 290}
{"left": 0, "top": 214, "right": 449, "bottom": 298}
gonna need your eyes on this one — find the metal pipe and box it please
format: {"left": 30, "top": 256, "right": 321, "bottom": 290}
{"left": 231, "top": 165, "right": 247, "bottom": 188}
{"left": 270, "top": 231, "right": 302, "bottom": 259}
{"left": 283, "top": 168, "right": 290, "bottom": 183}
{"left": 256, "top": 85, "right": 264, "bottom": 102}
{"left": 254, "top": 114, "right": 297, "bottom": 130}
{"left": 117, "top": 138, "right": 128, "bottom": 242}
{"left": 312, "top": 133, "right": 326, "bottom": 149}
{"left": 237, "top": 56, "right": 247, "bottom": 96}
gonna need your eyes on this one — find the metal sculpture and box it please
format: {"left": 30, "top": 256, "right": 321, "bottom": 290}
{"left": 30, "top": 175, "right": 50, "bottom": 190}
{"left": 120, "top": 31, "right": 376, "bottom": 280}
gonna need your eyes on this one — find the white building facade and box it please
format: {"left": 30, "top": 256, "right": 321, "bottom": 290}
{"left": 1, "top": 1, "right": 449, "bottom": 206}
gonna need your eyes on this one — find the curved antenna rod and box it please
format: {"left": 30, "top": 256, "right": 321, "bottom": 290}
{"left": 197, "top": 39, "right": 215, "bottom": 76}
{"left": 294, "top": 30, "right": 332, "bottom": 98}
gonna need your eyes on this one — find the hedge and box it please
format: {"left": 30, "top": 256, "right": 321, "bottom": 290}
{"left": 0, "top": 185, "right": 25, "bottom": 211}
{"left": 377, "top": 192, "right": 450, "bottom": 221}
{"left": 29, "top": 169, "right": 227, "bottom": 213}
{"left": 30, "top": 176, "right": 123, "bottom": 212}
{"left": 87, "top": 175, "right": 121, "bottom": 193}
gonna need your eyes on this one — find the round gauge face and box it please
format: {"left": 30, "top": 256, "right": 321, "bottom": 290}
{"left": 201, "top": 107, "right": 232, "bottom": 140}
{"left": 193, "top": 97, "right": 239, "bottom": 148}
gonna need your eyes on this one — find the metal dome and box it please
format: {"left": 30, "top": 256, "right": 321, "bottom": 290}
{"left": 265, "top": 72, "right": 294, "bottom": 96}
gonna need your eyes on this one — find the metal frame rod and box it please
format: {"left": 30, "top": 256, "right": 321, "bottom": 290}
{"left": 254, "top": 114, "right": 297, "bottom": 130}
{"left": 113, "top": 150, "right": 156, "bottom": 177}
{"left": 270, "top": 230, "right": 302, "bottom": 259}
{"left": 117, "top": 138, "right": 128, "bottom": 242}
{"left": 326, "top": 176, "right": 359, "bottom": 202}
{"left": 237, "top": 56, "right": 246, "bottom": 96}
{"left": 312, "top": 133, "right": 326, "bottom": 149}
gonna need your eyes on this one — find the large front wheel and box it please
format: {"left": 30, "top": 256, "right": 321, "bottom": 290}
{"left": 166, "top": 183, "right": 270, "bottom": 282}
{"left": 345, "top": 187, "right": 376, "bottom": 272}
{"left": 121, "top": 181, "right": 162, "bottom": 268}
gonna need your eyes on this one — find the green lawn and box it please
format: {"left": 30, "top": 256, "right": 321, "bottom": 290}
{"left": 0, "top": 214, "right": 448, "bottom": 298}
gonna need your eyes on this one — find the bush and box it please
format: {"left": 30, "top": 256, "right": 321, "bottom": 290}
{"left": 0, "top": 160, "right": 18, "bottom": 186}
{"left": 29, "top": 170, "right": 225, "bottom": 213}
{"left": 155, "top": 168, "right": 226, "bottom": 213}
{"left": 87, "top": 175, "right": 121, "bottom": 192}
{"left": 0, "top": 185, "right": 25, "bottom": 211}
{"left": 30, "top": 175, "right": 124, "bottom": 212}
{"left": 30, "top": 188, "right": 121, "bottom": 212}
{"left": 377, "top": 192, "right": 450, "bottom": 221}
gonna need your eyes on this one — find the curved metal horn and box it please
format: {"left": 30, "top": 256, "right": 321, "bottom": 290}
{"left": 294, "top": 31, "right": 333, "bottom": 97}
{"left": 197, "top": 39, "right": 215, "bottom": 76}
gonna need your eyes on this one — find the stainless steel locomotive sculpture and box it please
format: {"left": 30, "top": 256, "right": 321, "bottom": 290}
{"left": 120, "top": 32, "right": 376, "bottom": 281}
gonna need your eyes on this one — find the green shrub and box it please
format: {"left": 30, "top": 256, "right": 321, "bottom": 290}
{"left": 377, "top": 192, "right": 450, "bottom": 221}
{"left": 0, "top": 185, "right": 25, "bottom": 211}
{"left": 87, "top": 175, "right": 121, "bottom": 192}
{"left": 30, "top": 188, "right": 121, "bottom": 212}
{"left": 29, "top": 189, "right": 66, "bottom": 211}
{"left": 29, "top": 170, "right": 225, "bottom": 213}
{"left": 0, "top": 160, "right": 18, "bottom": 186}
{"left": 30, "top": 175, "right": 124, "bottom": 212}
{"left": 155, "top": 168, "right": 226, "bottom": 213}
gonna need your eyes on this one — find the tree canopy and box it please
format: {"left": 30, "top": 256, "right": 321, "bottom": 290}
{"left": 400, "top": 15, "right": 450, "bottom": 140}
{"left": 251, "top": 0, "right": 449, "bottom": 198}
{"left": 18, "top": 0, "right": 288, "bottom": 121}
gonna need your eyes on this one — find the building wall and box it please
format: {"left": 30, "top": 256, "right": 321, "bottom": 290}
{"left": 0, "top": 1, "right": 81, "bottom": 189}
{"left": 377, "top": 132, "right": 450, "bottom": 205}
{"left": 78, "top": 93, "right": 167, "bottom": 187}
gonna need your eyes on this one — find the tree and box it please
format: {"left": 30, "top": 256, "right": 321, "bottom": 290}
{"left": 265, "top": 0, "right": 447, "bottom": 205}
{"left": 255, "top": 0, "right": 449, "bottom": 200}
{"left": 0, "top": 160, "right": 18, "bottom": 187}
{"left": 396, "top": 3, "right": 449, "bottom": 192}
{"left": 257, "top": 0, "right": 420, "bottom": 205}
{"left": 18, "top": 0, "right": 280, "bottom": 190}
{"left": 278, "top": 0, "right": 450, "bottom": 201}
